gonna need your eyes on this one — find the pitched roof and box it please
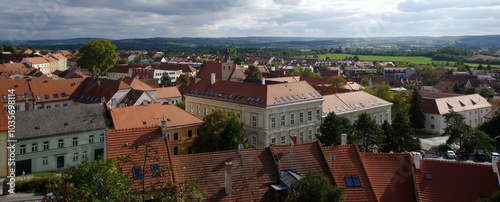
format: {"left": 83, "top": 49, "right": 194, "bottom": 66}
{"left": 323, "top": 145, "right": 377, "bottom": 201}
{"left": 109, "top": 103, "right": 202, "bottom": 130}
{"left": 360, "top": 153, "right": 417, "bottom": 202}
{"left": 106, "top": 127, "right": 174, "bottom": 192}
{"left": 420, "top": 93, "right": 491, "bottom": 114}
{"left": 0, "top": 63, "right": 30, "bottom": 77}
{"left": 15, "top": 103, "right": 110, "bottom": 140}
{"left": 23, "top": 57, "right": 49, "bottom": 64}
{"left": 322, "top": 91, "right": 392, "bottom": 116}
{"left": 0, "top": 78, "right": 33, "bottom": 102}
{"left": 186, "top": 79, "right": 322, "bottom": 107}
{"left": 172, "top": 148, "right": 280, "bottom": 201}
{"left": 28, "top": 77, "right": 86, "bottom": 103}
{"left": 152, "top": 64, "right": 197, "bottom": 73}
{"left": 107, "top": 65, "right": 130, "bottom": 74}
{"left": 155, "top": 87, "right": 181, "bottom": 99}
{"left": 414, "top": 159, "right": 500, "bottom": 201}
{"left": 75, "top": 77, "right": 131, "bottom": 103}
{"left": 196, "top": 61, "right": 223, "bottom": 80}
{"left": 269, "top": 141, "right": 333, "bottom": 180}
{"left": 122, "top": 77, "right": 155, "bottom": 91}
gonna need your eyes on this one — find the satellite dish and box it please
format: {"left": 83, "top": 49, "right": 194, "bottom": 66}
{"left": 238, "top": 144, "right": 245, "bottom": 150}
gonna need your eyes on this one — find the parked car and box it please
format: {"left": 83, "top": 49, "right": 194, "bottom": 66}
{"left": 416, "top": 150, "right": 426, "bottom": 158}
{"left": 445, "top": 150, "right": 456, "bottom": 159}
{"left": 475, "top": 151, "right": 487, "bottom": 162}
{"left": 488, "top": 152, "right": 499, "bottom": 161}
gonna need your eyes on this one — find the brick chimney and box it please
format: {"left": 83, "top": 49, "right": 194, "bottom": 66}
{"left": 160, "top": 118, "right": 168, "bottom": 139}
{"left": 372, "top": 145, "right": 378, "bottom": 153}
{"left": 290, "top": 135, "right": 297, "bottom": 145}
{"left": 341, "top": 134, "right": 347, "bottom": 146}
{"left": 225, "top": 162, "right": 233, "bottom": 195}
{"left": 211, "top": 73, "right": 216, "bottom": 85}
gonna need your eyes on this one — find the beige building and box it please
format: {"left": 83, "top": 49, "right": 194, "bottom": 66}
{"left": 322, "top": 91, "right": 393, "bottom": 124}
{"left": 185, "top": 75, "right": 324, "bottom": 148}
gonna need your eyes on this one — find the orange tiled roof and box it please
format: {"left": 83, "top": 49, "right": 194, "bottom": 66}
{"left": 122, "top": 77, "right": 155, "bottom": 91}
{"left": 0, "top": 105, "right": 7, "bottom": 131}
{"left": 106, "top": 127, "right": 174, "bottom": 192}
{"left": 172, "top": 148, "right": 280, "bottom": 201}
{"left": 415, "top": 159, "right": 500, "bottom": 201}
{"left": 186, "top": 79, "right": 322, "bottom": 107}
{"left": 155, "top": 87, "right": 181, "bottom": 99}
{"left": 323, "top": 144, "right": 377, "bottom": 201}
{"left": 24, "top": 57, "right": 49, "bottom": 64}
{"left": 28, "top": 77, "right": 85, "bottom": 103}
{"left": 0, "top": 63, "right": 30, "bottom": 77}
{"left": 197, "top": 61, "right": 224, "bottom": 80}
{"left": 361, "top": 153, "right": 417, "bottom": 202}
{"left": 49, "top": 54, "right": 66, "bottom": 60}
{"left": 109, "top": 103, "right": 202, "bottom": 130}
{"left": 0, "top": 78, "right": 34, "bottom": 102}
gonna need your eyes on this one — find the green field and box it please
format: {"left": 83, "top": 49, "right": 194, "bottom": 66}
{"left": 316, "top": 53, "right": 500, "bottom": 68}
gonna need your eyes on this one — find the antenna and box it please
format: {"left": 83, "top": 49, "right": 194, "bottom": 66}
{"left": 237, "top": 144, "right": 245, "bottom": 151}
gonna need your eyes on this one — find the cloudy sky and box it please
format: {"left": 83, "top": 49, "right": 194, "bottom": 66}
{"left": 1, "top": 0, "right": 499, "bottom": 41}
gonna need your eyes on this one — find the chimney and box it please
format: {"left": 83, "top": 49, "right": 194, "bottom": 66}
{"left": 341, "top": 134, "right": 347, "bottom": 146}
{"left": 143, "top": 100, "right": 148, "bottom": 106}
{"left": 225, "top": 162, "right": 233, "bottom": 195}
{"left": 493, "top": 157, "right": 499, "bottom": 173}
{"left": 211, "top": 73, "right": 216, "bottom": 85}
{"left": 261, "top": 77, "right": 265, "bottom": 85}
{"left": 160, "top": 118, "right": 168, "bottom": 138}
{"left": 372, "top": 145, "right": 378, "bottom": 153}
{"left": 414, "top": 152, "right": 421, "bottom": 169}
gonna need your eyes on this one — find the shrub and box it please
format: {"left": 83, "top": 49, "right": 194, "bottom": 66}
{"left": 16, "top": 176, "right": 62, "bottom": 193}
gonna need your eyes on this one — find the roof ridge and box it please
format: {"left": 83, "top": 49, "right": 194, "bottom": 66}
{"left": 355, "top": 145, "right": 378, "bottom": 202}
{"left": 106, "top": 126, "right": 159, "bottom": 133}
{"left": 422, "top": 159, "right": 495, "bottom": 167}
{"left": 316, "top": 140, "right": 337, "bottom": 185}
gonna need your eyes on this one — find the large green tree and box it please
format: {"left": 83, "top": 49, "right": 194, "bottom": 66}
{"left": 352, "top": 113, "right": 385, "bottom": 152}
{"left": 50, "top": 158, "right": 132, "bottom": 201}
{"left": 326, "top": 76, "right": 347, "bottom": 88}
{"left": 443, "top": 111, "right": 471, "bottom": 151}
{"left": 77, "top": 39, "right": 118, "bottom": 75}
{"left": 383, "top": 112, "right": 421, "bottom": 152}
{"left": 291, "top": 67, "right": 321, "bottom": 78}
{"left": 244, "top": 65, "right": 262, "bottom": 79}
{"left": 408, "top": 88, "right": 426, "bottom": 129}
{"left": 317, "top": 113, "right": 354, "bottom": 146}
{"left": 192, "top": 110, "right": 247, "bottom": 153}
{"left": 289, "top": 170, "right": 344, "bottom": 202}
{"left": 364, "top": 83, "right": 393, "bottom": 102}
{"left": 159, "top": 73, "right": 174, "bottom": 87}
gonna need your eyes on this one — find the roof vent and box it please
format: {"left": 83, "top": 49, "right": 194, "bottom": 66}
{"left": 64, "top": 123, "right": 68, "bottom": 126}
{"left": 143, "top": 121, "right": 147, "bottom": 125}
{"left": 167, "top": 118, "right": 171, "bottom": 121}
{"left": 425, "top": 174, "right": 432, "bottom": 179}
{"left": 330, "top": 154, "right": 336, "bottom": 161}
{"left": 14, "top": 85, "right": 18, "bottom": 88}
{"left": 35, "top": 126, "right": 40, "bottom": 130}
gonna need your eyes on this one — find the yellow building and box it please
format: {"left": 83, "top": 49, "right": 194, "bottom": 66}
{"left": 109, "top": 103, "right": 203, "bottom": 155}
{"left": 185, "top": 75, "right": 324, "bottom": 148}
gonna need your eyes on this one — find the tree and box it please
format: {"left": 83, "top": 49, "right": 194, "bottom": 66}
{"left": 159, "top": 73, "right": 174, "bottom": 87}
{"left": 353, "top": 55, "right": 360, "bottom": 61}
{"left": 408, "top": 88, "right": 426, "bottom": 129}
{"left": 49, "top": 158, "right": 132, "bottom": 201}
{"left": 479, "top": 111, "right": 500, "bottom": 140}
{"left": 352, "top": 113, "right": 385, "bottom": 152}
{"left": 384, "top": 112, "right": 421, "bottom": 152}
{"left": 291, "top": 67, "right": 321, "bottom": 78}
{"left": 317, "top": 113, "right": 354, "bottom": 146}
{"left": 179, "top": 74, "right": 191, "bottom": 85}
{"left": 392, "top": 90, "right": 410, "bottom": 116}
{"left": 244, "top": 65, "right": 262, "bottom": 79}
{"left": 218, "top": 118, "right": 247, "bottom": 151}
{"left": 176, "top": 100, "right": 185, "bottom": 109}
{"left": 478, "top": 190, "right": 500, "bottom": 202}
{"left": 360, "top": 78, "right": 370, "bottom": 87}
{"left": 479, "top": 87, "right": 493, "bottom": 98}
{"left": 77, "top": 39, "right": 118, "bottom": 75}
{"left": 192, "top": 110, "right": 247, "bottom": 153}
{"left": 326, "top": 76, "right": 347, "bottom": 88}
{"left": 466, "top": 130, "right": 494, "bottom": 152}
{"left": 364, "top": 83, "right": 393, "bottom": 101}
{"left": 444, "top": 111, "right": 471, "bottom": 152}
{"left": 289, "top": 170, "right": 344, "bottom": 202}
{"left": 463, "top": 87, "right": 476, "bottom": 94}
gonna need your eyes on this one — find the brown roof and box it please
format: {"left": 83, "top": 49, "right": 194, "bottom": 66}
{"left": 323, "top": 145, "right": 376, "bottom": 201}
{"left": 361, "top": 153, "right": 417, "bottom": 202}
{"left": 122, "top": 77, "right": 155, "bottom": 91}
{"left": 155, "top": 87, "right": 181, "bottom": 99}
{"left": 186, "top": 79, "right": 322, "bottom": 107}
{"left": 28, "top": 77, "right": 86, "bottom": 103}
{"left": 0, "top": 104, "right": 7, "bottom": 131}
{"left": 24, "top": 57, "right": 49, "bottom": 64}
{"left": 197, "top": 61, "right": 224, "bottom": 80}
{"left": 420, "top": 93, "right": 491, "bottom": 115}
{"left": 0, "top": 63, "right": 30, "bottom": 77}
{"left": 109, "top": 103, "right": 202, "bottom": 130}
{"left": 75, "top": 78, "right": 132, "bottom": 104}
{"left": 0, "top": 78, "right": 34, "bottom": 102}
{"left": 152, "top": 64, "right": 197, "bottom": 73}
{"left": 415, "top": 159, "right": 500, "bottom": 201}
{"left": 172, "top": 148, "right": 280, "bottom": 201}
{"left": 108, "top": 65, "right": 130, "bottom": 74}
{"left": 106, "top": 127, "right": 174, "bottom": 192}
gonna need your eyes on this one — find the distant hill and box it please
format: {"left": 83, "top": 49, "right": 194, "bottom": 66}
{"left": 1, "top": 35, "right": 500, "bottom": 51}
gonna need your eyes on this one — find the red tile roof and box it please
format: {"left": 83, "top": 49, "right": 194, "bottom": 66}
{"left": 109, "top": 103, "right": 202, "bottom": 130}
{"left": 0, "top": 78, "right": 33, "bottom": 103}
{"left": 155, "top": 87, "right": 181, "bottom": 99}
{"left": 28, "top": 77, "right": 86, "bottom": 103}
{"left": 106, "top": 127, "right": 174, "bottom": 192}
{"left": 75, "top": 77, "right": 131, "bottom": 103}
{"left": 108, "top": 65, "right": 130, "bottom": 74}
{"left": 122, "top": 77, "right": 155, "bottom": 91}
{"left": 323, "top": 144, "right": 377, "bottom": 201}
{"left": 197, "top": 61, "right": 223, "bottom": 80}
{"left": 172, "top": 148, "right": 280, "bottom": 201}
{"left": 415, "top": 159, "right": 500, "bottom": 201}
{"left": 186, "top": 79, "right": 322, "bottom": 107}
{"left": 361, "top": 153, "right": 417, "bottom": 202}
{"left": 23, "top": 57, "right": 49, "bottom": 64}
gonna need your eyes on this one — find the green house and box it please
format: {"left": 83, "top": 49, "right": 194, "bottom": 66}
{"left": 13, "top": 103, "right": 111, "bottom": 175}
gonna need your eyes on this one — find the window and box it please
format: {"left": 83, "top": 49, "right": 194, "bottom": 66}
{"left": 281, "top": 115, "right": 286, "bottom": 126}
{"left": 204, "top": 107, "right": 207, "bottom": 116}
{"left": 290, "top": 114, "right": 295, "bottom": 125}
{"left": 308, "top": 111, "right": 312, "bottom": 121}
{"left": 42, "top": 157, "right": 48, "bottom": 165}
{"left": 344, "top": 176, "right": 362, "bottom": 188}
{"left": 133, "top": 167, "right": 142, "bottom": 179}
{"left": 100, "top": 134, "right": 104, "bottom": 142}
{"left": 299, "top": 132, "right": 304, "bottom": 142}
{"left": 89, "top": 135, "right": 94, "bottom": 143}
{"left": 299, "top": 112, "right": 304, "bottom": 123}
{"left": 20, "top": 145, "right": 26, "bottom": 154}
{"left": 45, "top": 94, "right": 50, "bottom": 99}
{"left": 252, "top": 116, "right": 257, "bottom": 128}
{"left": 174, "top": 147, "right": 179, "bottom": 155}
{"left": 271, "top": 117, "right": 276, "bottom": 129}
{"left": 190, "top": 104, "right": 193, "bottom": 114}
{"left": 252, "top": 136, "right": 257, "bottom": 146}
{"left": 72, "top": 137, "right": 78, "bottom": 146}
{"left": 431, "top": 116, "right": 434, "bottom": 120}
{"left": 431, "top": 124, "right": 435, "bottom": 129}
{"left": 46, "top": 105, "right": 51, "bottom": 109}
{"left": 82, "top": 151, "right": 88, "bottom": 159}
{"left": 151, "top": 164, "right": 161, "bottom": 177}
{"left": 32, "top": 143, "right": 38, "bottom": 152}
{"left": 281, "top": 136, "right": 286, "bottom": 145}
{"left": 308, "top": 130, "right": 313, "bottom": 140}
{"left": 73, "top": 152, "right": 79, "bottom": 161}
{"left": 271, "top": 138, "right": 276, "bottom": 145}
{"left": 188, "top": 130, "right": 193, "bottom": 138}
{"left": 188, "top": 147, "right": 192, "bottom": 154}
{"left": 174, "top": 133, "right": 179, "bottom": 141}
{"left": 316, "top": 110, "right": 321, "bottom": 120}
{"left": 43, "top": 141, "right": 49, "bottom": 150}
{"left": 58, "top": 139, "right": 64, "bottom": 148}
